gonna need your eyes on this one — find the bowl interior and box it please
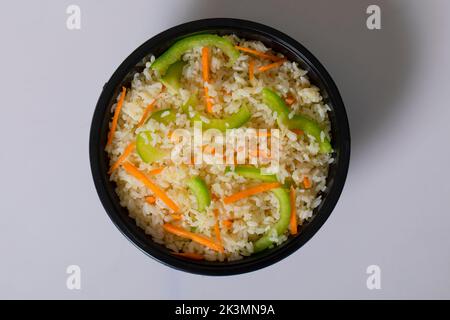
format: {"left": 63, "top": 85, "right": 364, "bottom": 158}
{"left": 90, "top": 19, "right": 350, "bottom": 275}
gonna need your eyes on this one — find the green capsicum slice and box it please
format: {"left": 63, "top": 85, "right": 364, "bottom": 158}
{"left": 160, "top": 60, "right": 186, "bottom": 93}
{"left": 230, "top": 165, "right": 292, "bottom": 252}
{"left": 261, "top": 88, "right": 332, "bottom": 153}
{"left": 151, "top": 34, "right": 240, "bottom": 75}
{"left": 227, "top": 165, "right": 278, "bottom": 182}
{"left": 182, "top": 95, "right": 251, "bottom": 132}
{"left": 253, "top": 187, "right": 291, "bottom": 253}
{"left": 186, "top": 176, "right": 211, "bottom": 212}
{"left": 288, "top": 114, "right": 332, "bottom": 153}
{"left": 148, "top": 108, "right": 177, "bottom": 126}
{"left": 136, "top": 131, "right": 170, "bottom": 163}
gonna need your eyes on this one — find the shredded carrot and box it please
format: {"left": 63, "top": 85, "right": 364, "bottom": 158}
{"left": 163, "top": 223, "right": 224, "bottom": 252}
{"left": 235, "top": 45, "right": 282, "bottom": 61}
{"left": 291, "top": 129, "right": 304, "bottom": 135}
{"left": 172, "top": 252, "right": 204, "bottom": 260}
{"left": 187, "top": 155, "right": 196, "bottom": 165}
{"left": 289, "top": 186, "right": 298, "bottom": 235}
{"left": 258, "top": 59, "right": 287, "bottom": 72}
{"left": 106, "top": 87, "right": 126, "bottom": 146}
{"left": 204, "top": 87, "right": 213, "bottom": 113}
{"left": 202, "top": 47, "right": 213, "bottom": 113}
{"left": 170, "top": 214, "right": 182, "bottom": 221}
{"left": 136, "top": 99, "right": 157, "bottom": 128}
{"left": 222, "top": 219, "right": 233, "bottom": 229}
{"left": 257, "top": 130, "right": 271, "bottom": 137}
{"left": 303, "top": 176, "right": 312, "bottom": 189}
{"left": 202, "top": 145, "right": 216, "bottom": 155}
{"left": 108, "top": 141, "right": 135, "bottom": 174}
{"left": 122, "top": 162, "right": 180, "bottom": 212}
{"left": 249, "top": 148, "right": 272, "bottom": 160}
{"left": 285, "top": 96, "right": 296, "bottom": 106}
{"left": 223, "top": 182, "right": 281, "bottom": 204}
{"left": 167, "top": 131, "right": 173, "bottom": 139}
{"left": 248, "top": 59, "right": 255, "bottom": 81}
{"left": 145, "top": 196, "right": 156, "bottom": 204}
{"left": 213, "top": 209, "right": 223, "bottom": 248}
{"left": 148, "top": 167, "right": 164, "bottom": 175}
{"left": 211, "top": 194, "right": 220, "bottom": 201}
{"left": 202, "top": 47, "right": 210, "bottom": 82}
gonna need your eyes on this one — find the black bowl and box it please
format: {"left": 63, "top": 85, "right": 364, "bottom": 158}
{"left": 90, "top": 18, "right": 350, "bottom": 275}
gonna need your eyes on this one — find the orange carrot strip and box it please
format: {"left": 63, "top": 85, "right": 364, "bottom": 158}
{"left": 223, "top": 182, "right": 281, "bottom": 204}
{"left": 170, "top": 214, "right": 182, "bottom": 221}
{"left": 122, "top": 162, "right": 180, "bottom": 212}
{"left": 222, "top": 219, "right": 233, "bottom": 229}
{"left": 235, "top": 45, "right": 282, "bottom": 61}
{"left": 148, "top": 167, "right": 164, "bottom": 175}
{"left": 204, "top": 86, "right": 213, "bottom": 113}
{"left": 145, "top": 196, "right": 156, "bottom": 204}
{"left": 172, "top": 252, "right": 204, "bottom": 260}
{"left": 285, "top": 96, "right": 296, "bottom": 105}
{"left": 213, "top": 209, "right": 223, "bottom": 248}
{"left": 202, "top": 47, "right": 213, "bottom": 113}
{"left": 291, "top": 129, "right": 304, "bottom": 135}
{"left": 289, "top": 186, "right": 298, "bottom": 235}
{"left": 303, "top": 176, "right": 312, "bottom": 189}
{"left": 248, "top": 59, "right": 255, "bottom": 81}
{"left": 106, "top": 87, "right": 126, "bottom": 146}
{"left": 136, "top": 99, "right": 157, "bottom": 128}
{"left": 257, "top": 131, "right": 271, "bottom": 137}
{"left": 108, "top": 141, "right": 135, "bottom": 174}
{"left": 163, "top": 223, "right": 224, "bottom": 252}
{"left": 211, "top": 194, "right": 220, "bottom": 201}
{"left": 249, "top": 148, "right": 272, "bottom": 160}
{"left": 202, "top": 145, "right": 215, "bottom": 155}
{"left": 202, "top": 47, "right": 210, "bottom": 82}
{"left": 258, "top": 59, "right": 287, "bottom": 72}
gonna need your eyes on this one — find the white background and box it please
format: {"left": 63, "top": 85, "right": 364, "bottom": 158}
{"left": 0, "top": 0, "right": 449, "bottom": 299}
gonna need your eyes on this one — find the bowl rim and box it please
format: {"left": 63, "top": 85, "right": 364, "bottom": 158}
{"left": 89, "top": 18, "right": 350, "bottom": 275}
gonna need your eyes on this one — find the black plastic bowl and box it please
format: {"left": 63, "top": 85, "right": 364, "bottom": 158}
{"left": 90, "top": 18, "right": 350, "bottom": 275}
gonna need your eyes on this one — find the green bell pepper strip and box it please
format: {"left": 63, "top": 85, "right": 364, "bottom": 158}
{"left": 261, "top": 88, "right": 332, "bottom": 153}
{"left": 151, "top": 34, "right": 240, "bottom": 75}
{"left": 230, "top": 165, "right": 291, "bottom": 252}
{"left": 253, "top": 187, "right": 291, "bottom": 253}
{"left": 160, "top": 60, "right": 186, "bottom": 93}
{"left": 227, "top": 165, "right": 278, "bottom": 182}
{"left": 182, "top": 95, "right": 251, "bottom": 132}
{"left": 136, "top": 131, "right": 170, "bottom": 163}
{"left": 148, "top": 108, "right": 177, "bottom": 126}
{"left": 186, "top": 176, "right": 211, "bottom": 212}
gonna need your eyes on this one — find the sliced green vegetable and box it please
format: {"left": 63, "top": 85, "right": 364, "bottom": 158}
{"left": 151, "top": 34, "right": 240, "bottom": 75}
{"left": 253, "top": 188, "right": 291, "bottom": 253}
{"left": 182, "top": 96, "right": 251, "bottom": 132}
{"left": 186, "top": 176, "right": 211, "bottom": 212}
{"left": 262, "top": 88, "right": 332, "bottom": 153}
{"left": 261, "top": 88, "right": 290, "bottom": 122}
{"left": 288, "top": 115, "right": 332, "bottom": 153}
{"left": 160, "top": 60, "right": 186, "bottom": 93}
{"left": 136, "top": 131, "right": 169, "bottom": 163}
{"left": 228, "top": 165, "right": 278, "bottom": 182}
{"left": 149, "top": 108, "right": 177, "bottom": 125}
{"left": 181, "top": 94, "right": 198, "bottom": 113}
{"left": 230, "top": 165, "right": 291, "bottom": 252}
